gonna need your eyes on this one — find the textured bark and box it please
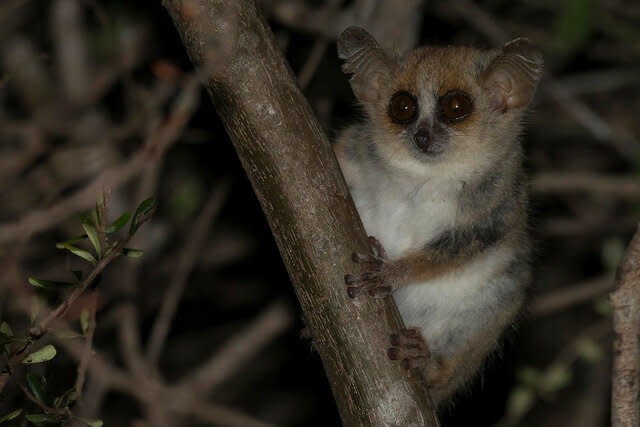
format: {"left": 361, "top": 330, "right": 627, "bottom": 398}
{"left": 162, "top": 1, "right": 439, "bottom": 425}
{"left": 611, "top": 224, "right": 640, "bottom": 427}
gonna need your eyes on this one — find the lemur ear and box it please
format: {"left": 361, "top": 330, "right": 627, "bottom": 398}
{"left": 337, "top": 26, "right": 396, "bottom": 105}
{"left": 481, "top": 38, "right": 543, "bottom": 111}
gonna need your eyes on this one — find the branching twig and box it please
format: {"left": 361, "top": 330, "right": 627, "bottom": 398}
{"left": 296, "top": 0, "right": 343, "bottom": 90}
{"left": 57, "top": 332, "right": 275, "bottom": 427}
{"left": 0, "top": 153, "right": 144, "bottom": 244}
{"left": 532, "top": 173, "right": 640, "bottom": 199}
{"left": 610, "top": 224, "right": 640, "bottom": 427}
{"left": 1, "top": 211, "right": 152, "bottom": 378}
{"left": 0, "top": 76, "right": 197, "bottom": 245}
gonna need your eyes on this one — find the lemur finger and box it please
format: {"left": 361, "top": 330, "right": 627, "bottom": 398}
{"left": 368, "top": 236, "right": 388, "bottom": 260}
{"left": 390, "top": 328, "right": 423, "bottom": 345}
{"left": 351, "top": 252, "right": 383, "bottom": 266}
{"left": 344, "top": 271, "right": 380, "bottom": 285}
{"left": 401, "top": 356, "right": 429, "bottom": 370}
{"left": 367, "top": 286, "right": 392, "bottom": 298}
{"left": 388, "top": 345, "right": 430, "bottom": 362}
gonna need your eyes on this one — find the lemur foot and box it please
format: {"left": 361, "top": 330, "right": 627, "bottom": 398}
{"left": 345, "top": 236, "right": 395, "bottom": 298}
{"left": 388, "top": 328, "right": 431, "bottom": 370}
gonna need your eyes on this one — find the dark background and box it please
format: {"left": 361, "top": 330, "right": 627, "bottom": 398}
{"left": 1, "top": 0, "right": 639, "bottom": 426}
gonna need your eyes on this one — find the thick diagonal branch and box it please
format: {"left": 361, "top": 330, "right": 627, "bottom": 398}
{"left": 161, "top": 0, "right": 438, "bottom": 425}
{"left": 610, "top": 224, "right": 640, "bottom": 427}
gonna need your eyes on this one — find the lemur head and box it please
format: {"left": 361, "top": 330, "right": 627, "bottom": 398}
{"left": 337, "top": 27, "right": 543, "bottom": 179}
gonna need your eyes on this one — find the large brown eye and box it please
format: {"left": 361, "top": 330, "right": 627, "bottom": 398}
{"left": 388, "top": 91, "right": 418, "bottom": 124}
{"left": 439, "top": 90, "right": 473, "bottom": 123}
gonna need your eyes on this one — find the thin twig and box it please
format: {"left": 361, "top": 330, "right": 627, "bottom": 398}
{"left": 0, "top": 372, "right": 9, "bottom": 394}
{"left": 531, "top": 173, "right": 640, "bottom": 199}
{"left": 296, "top": 0, "right": 343, "bottom": 90}
{"left": 146, "top": 181, "right": 230, "bottom": 366}
{"left": 0, "top": 152, "right": 145, "bottom": 244}
{"left": 17, "top": 381, "right": 66, "bottom": 416}
{"left": 179, "top": 300, "right": 293, "bottom": 395}
{"left": 117, "top": 303, "right": 148, "bottom": 377}
{"left": 0, "top": 76, "right": 198, "bottom": 245}
{"left": 57, "top": 331, "right": 276, "bottom": 427}
{"left": 40, "top": 239, "right": 129, "bottom": 331}
{"left": 3, "top": 212, "right": 152, "bottom": 373}
{"left": 74, "top": 302, "right": 96, "bottom": 397}
{"left": 529, "top": 274, "right": 613, "bottom": 317}
{"left": 610, "top": 224, "right": 640, "bottom": 427}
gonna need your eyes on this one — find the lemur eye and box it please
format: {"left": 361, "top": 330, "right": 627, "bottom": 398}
{"left": 439, "top": 90, "right": 473, "bottom": 123}
{"left": 389, "top": 91, "right": 418, "bottom": 124}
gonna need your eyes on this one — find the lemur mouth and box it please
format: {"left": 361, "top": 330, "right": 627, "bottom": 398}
{"left": 412, "top": 126, "right": 447, "bottom": 157}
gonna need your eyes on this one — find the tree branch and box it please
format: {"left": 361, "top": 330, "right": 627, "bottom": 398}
{"left": 161, "top": 0, "right": 438, "bottom": 425}
{"left": 610, "top": 224, "right": 640, "bottom": 427}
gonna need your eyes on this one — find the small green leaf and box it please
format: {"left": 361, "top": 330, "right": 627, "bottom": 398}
{"left": 26, "top": 372, "right": 46, "bottom": 402}
{"left": 56, "top": 235, "right": 87, "bottom": 249}
{"left": 0, "top": 409, "right": 22, "bottom": 423}
{"left": 0, "top": 322, "right": 13, "bottom": 336}
{"left": 25, "top": 413, "right": 58, "bottom": 425}
{"left": 22, "top": 344, "right": 57, "bottom": 364}
{"left": 575, "top": 336, "right": 604, "bottom": 363}
{"left": 77, "top": 213, "right": 94, "bottom": 226}
{"left": 121, "top": 248, "right": 144, "bottom": 258}
{"left": 106, "top": 212, "right": 131, "bottom": 233}
{"left": 90, "top": 210, "right": 99, "bottom": 229}
{"left": 0, "top": 332, "right": 18, "bottom": 347}
{"left": 80, "top": 309, "right": 90, "bottom": 335}
{"left": 29, "top": 278, "right": 77, "bottom": 289}
{"left": 506, "top": 385, "right": 535, "bottom": 417}
{"left": 129, "top": 197, "right": 156, "bottom": 236}
{"left": 0, "top": 323, "right": 12, "bottom": 353}
{"left": 82, "top": 223, "right": 102, "bottom": 257}
{"left": 54, "top": 388, "right": 78, "bottom": 409}
{"left": 75, "top": 417, "right": 103, "bottom": 427}
{"left": 61, "top": 243, "right": 97, "bottom": 264}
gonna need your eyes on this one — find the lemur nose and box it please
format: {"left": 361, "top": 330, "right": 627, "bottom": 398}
{"left": 413, "top": 127, "right": 432, "bottom": 152}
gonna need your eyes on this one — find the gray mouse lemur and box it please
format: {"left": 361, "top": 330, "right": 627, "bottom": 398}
{"left": 335, "top": 27, "right": 543, "bottom": 405}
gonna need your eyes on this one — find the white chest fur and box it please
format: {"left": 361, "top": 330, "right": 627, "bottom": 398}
{"left": 351, "top": 170, "right": 460, "bottom": 259}
{"left": 343, "top": 160, "right": 511, "bottom": 354}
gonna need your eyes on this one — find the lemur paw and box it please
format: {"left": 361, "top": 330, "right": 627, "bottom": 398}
{"left": 344, "top": 236, "right": 393, "bottom": 298}
{"left": 388, "top": 328, "right": 431, "bottom": 369}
